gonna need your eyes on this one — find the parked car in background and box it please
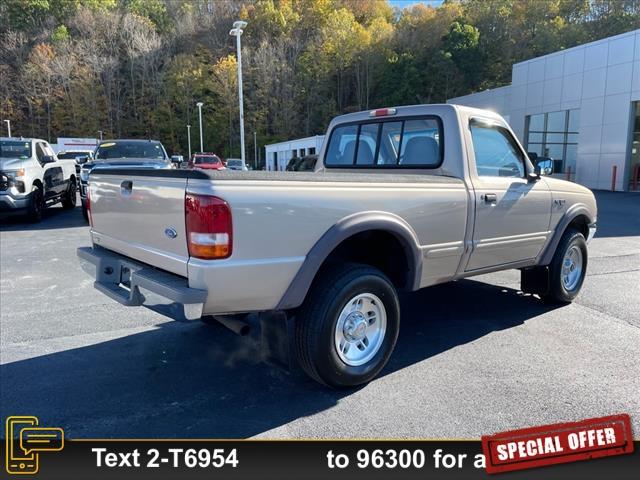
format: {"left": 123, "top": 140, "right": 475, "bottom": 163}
{"left": 285, "top": 156, "right": 301, "bottom": 171}
{"left": 287, "top": 154, "right": 318, "bottom": 172}
{"left": 57, "top": 149, "right": 95, "bottom": 179}
{"left": 188, "top": 153, "right": 225, "bottom": 170}
{"left": 79, "top": 139, "right": 170, "bottom": 221}
{"left": 226, "top": 158, "right": 248, "bottom": 171}
{"left": 77, "top": 104, "right": 597, "bottom": 388}
{"left": 1, "top": 137, "right": 77, "bottom": 222}
{"left": 170, "top": 155, "right": 184, "bottom": 168}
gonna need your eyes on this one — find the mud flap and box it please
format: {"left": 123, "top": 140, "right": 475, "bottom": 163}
{"left": 521, "top": 266, "right": 550, "bottom": 296}
{"left": 259, "top": 311, "right": 292, "bottom": 371}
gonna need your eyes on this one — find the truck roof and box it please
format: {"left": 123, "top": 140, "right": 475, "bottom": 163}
{"left": 0, "top": 137, "right": 46, "bottom": 143}
{"left": 99, "top": 139, "right": 163, "bottom": 144}
{"left": 328, "top": 103, "right": 503, "bottom": 126}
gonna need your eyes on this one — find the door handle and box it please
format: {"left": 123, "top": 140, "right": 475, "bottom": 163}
{"left": 120, "top": 180, "right": 133, "bottom": 196}
{"left": 483, "top": 193, "right": 497, "bottom": 203}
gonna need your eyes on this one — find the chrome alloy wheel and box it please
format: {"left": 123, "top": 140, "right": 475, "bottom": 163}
{"left": 562, "top": 245, "right": 583, "bottom": 291}
{"left": 334, "top": 293, "right": 387, "bottom": 367}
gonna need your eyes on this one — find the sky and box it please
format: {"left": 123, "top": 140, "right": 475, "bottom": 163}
{"left": 387, "top": 0, "right": 444, "bottom": 8}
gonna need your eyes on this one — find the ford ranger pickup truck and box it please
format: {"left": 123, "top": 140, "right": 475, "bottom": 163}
{"left": 77, "top": 104, "right": 597, "bottom": 387}
{"left": 1, "top": 137, "right": 77, "bottom": 222}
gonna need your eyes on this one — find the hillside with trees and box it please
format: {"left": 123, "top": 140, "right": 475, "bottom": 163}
{"left": 1, "top": 0, "right": 639, "bottom": 161}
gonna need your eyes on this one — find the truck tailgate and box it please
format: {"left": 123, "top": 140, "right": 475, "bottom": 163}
{"left": 89, "top": 171, "right": 189, "bottom": 276}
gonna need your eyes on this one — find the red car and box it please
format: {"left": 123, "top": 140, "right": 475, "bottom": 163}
{"left": 189, "top": 153, "right": 226, "bottom": 170}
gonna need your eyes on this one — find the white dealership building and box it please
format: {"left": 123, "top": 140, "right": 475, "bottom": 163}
{"left": 265, "top": 135, "right": 324, "bottom": 171}
{"left": 448, "top": 28, "right": 640, "bottom": 191}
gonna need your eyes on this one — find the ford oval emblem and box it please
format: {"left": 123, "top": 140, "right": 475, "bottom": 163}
{"left": 164, "top": 227, "right": 178, "bottom": 239}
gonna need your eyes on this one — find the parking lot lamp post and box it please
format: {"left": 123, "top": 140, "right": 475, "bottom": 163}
{"left": 230, "top": 21, "right": 247, "bottom": 167}
{"left": 187, "top": 124, "right": 192, "bottom": 159}
{"left": 98, "top": 130, "right": 103, "bottom": 141}
{"left": 196, "top": 102, "right": 204, "bottom": 153}
{"left": 4, "top": 120, "right": 11, "bottom": 137}
{"left": 254, "top": 131, "right": 257, "bottom": 169}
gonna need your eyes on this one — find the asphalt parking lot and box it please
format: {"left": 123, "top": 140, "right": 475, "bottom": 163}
{"left": 1, "top": 191, "right": 638, "bottom": 439}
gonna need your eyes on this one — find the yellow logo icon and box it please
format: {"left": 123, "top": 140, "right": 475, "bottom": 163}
{"left": 5, "top": 416, "right": 64, "bottom": 475}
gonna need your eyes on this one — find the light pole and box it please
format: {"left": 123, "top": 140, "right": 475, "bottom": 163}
{"left": 98, "top": 130, "right": 103, "bottom": 141}
{"left": 4, "top": 120, "right": 11, "bottom": 137}
{"left": 187, "top": 124, "right": 192, "bottom": 159}
{"left": 230, "top": 20, "right": 247, "bottom": 167}
{"left": 254, "top": 131, "right": 257, "bottom": 169}
{"left": 196, "top": 102, "right": 204, "bottom": 152}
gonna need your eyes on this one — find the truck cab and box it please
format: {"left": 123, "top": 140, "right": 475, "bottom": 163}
{"left": 0, "top": 137, "right": 77, "bottom": 222}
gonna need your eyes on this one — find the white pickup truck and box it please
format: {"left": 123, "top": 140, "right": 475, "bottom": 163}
{"left": 1, "top": 137, "right": 77, "bottom": 222}
{"left": 77, "top": 104, "right": 597, "bottom": 387}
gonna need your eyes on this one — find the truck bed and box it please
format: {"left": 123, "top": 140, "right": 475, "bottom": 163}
{"left": 88, "top": 166, "right": 468, "bottom": 314}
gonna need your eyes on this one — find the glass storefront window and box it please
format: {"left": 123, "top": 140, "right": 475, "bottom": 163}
{"left": 525, "top": 109, "right": 579, "bottom": 174}
{"left": 529, "top": 114, "right": 544, "bottom": 131}
{"left": 547, "top": 111, "right": 566, "bottom": 131}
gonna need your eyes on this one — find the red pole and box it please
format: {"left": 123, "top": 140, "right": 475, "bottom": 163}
{"left": 565, "top": 165, "right": 572, "bottom": 182}
{"left": 611, "top": 165, "right": 617, "bottom": 192}
{"left": 633, "top": 164, "right": 639, "bottom": 192}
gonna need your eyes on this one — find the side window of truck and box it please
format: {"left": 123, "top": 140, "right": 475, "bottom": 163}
{"left": 470, "top": 122, "right": 525, "bottom": 178}
{"left": 325, "top": 117, "right": 442, "bottom": 168}
{"left": 35, "top": 143, "right": 46, "bottom": 165}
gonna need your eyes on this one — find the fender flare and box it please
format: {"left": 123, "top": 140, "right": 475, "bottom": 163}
{"left": 538, "top": 204, "right": 595, "bottom": 265}
{"left": 276, "top": 212, "right": 423, "bottom": 310}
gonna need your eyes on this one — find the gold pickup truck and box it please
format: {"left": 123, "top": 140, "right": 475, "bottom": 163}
{"left": 77, "top": 104, "right": 597, "bottom": 387}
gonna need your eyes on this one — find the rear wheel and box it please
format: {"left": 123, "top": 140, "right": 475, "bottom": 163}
{"left": 27, "top": 184, "right": 44, "bottom": 222}
{"left": 542, "top": 228, "right": 587, "bottom": 304}
{"left": 294, "top": 263, "right": 400, "bottom": 388}
{"left": 61, "top": 180, "right": 77, "bottom": 209}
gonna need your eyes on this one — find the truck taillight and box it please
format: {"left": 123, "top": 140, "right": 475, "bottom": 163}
{"left": 185, "top": 193, "right": 232, "bottom": 259}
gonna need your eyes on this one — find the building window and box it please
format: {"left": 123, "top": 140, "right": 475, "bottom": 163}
{"left": 525, "top": 109, "right": 579, "bottom": 174}
{"left": 309, "top": 147, "right": 316, "bottom": 155}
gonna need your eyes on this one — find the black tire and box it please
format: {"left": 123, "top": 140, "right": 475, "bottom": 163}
{"left": 27, "top": 184, "right": 44, "bottom": 222}
{"left": 61, "top": 179, "right": 77, "bottom": 209}
{"left": 294, "top": 263, "right": 400, "bottom": 388}
{"left": 542, "top": 228, "right": 588, "bottom": 304}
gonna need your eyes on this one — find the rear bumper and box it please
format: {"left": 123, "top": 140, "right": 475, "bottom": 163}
{"left": 77, "top": 246, "right": 207, "bottom": 320}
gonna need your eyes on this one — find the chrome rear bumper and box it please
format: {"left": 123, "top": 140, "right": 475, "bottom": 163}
{"left": 77, "top": 246, "right": 207, "bottom": 320}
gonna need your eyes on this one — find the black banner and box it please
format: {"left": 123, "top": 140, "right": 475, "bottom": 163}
{"left": 2, "top": 440, "right": 638, "bottom": 479}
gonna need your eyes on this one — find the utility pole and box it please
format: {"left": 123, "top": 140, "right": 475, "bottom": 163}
{"left": 187, "top": 124, "right": 192, "bottom": 159}
{"left": 98, "top": 130, "right": 103, "bottom": 141}
{"left": 4, "top": 120, "right": 11, "bottom": 137}
{"left": 254, "top": 131, "right": 257, "bottom": 169}
{"left": 196, "top": 102, "right": 204, "bottom": 152}
{"left": 230, "top": 21, "right": 247, "bottom": 166}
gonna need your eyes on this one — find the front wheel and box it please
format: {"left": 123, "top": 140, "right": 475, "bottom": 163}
{"left": 27, "top": 184, "right": 44, "bottom": 222}
{"left": 542, "top": 228, "right": 588, "bottom": 304}
{"left": 294, "top": 263, "right": 400, "bottom": 388}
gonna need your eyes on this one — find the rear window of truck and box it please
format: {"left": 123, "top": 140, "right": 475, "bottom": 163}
{"left": 324, "top": 116, "right": 443, "bottom": 168}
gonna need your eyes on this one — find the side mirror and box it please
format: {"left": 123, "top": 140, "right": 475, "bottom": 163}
{"left": 42, "top": 155, "right": 56, "bottom": 164}
{"left": 75, "top": 155, "right": 89, "bottom": 164}
{"left": 534, "top": 158, "right": 554, "bottom": 176}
